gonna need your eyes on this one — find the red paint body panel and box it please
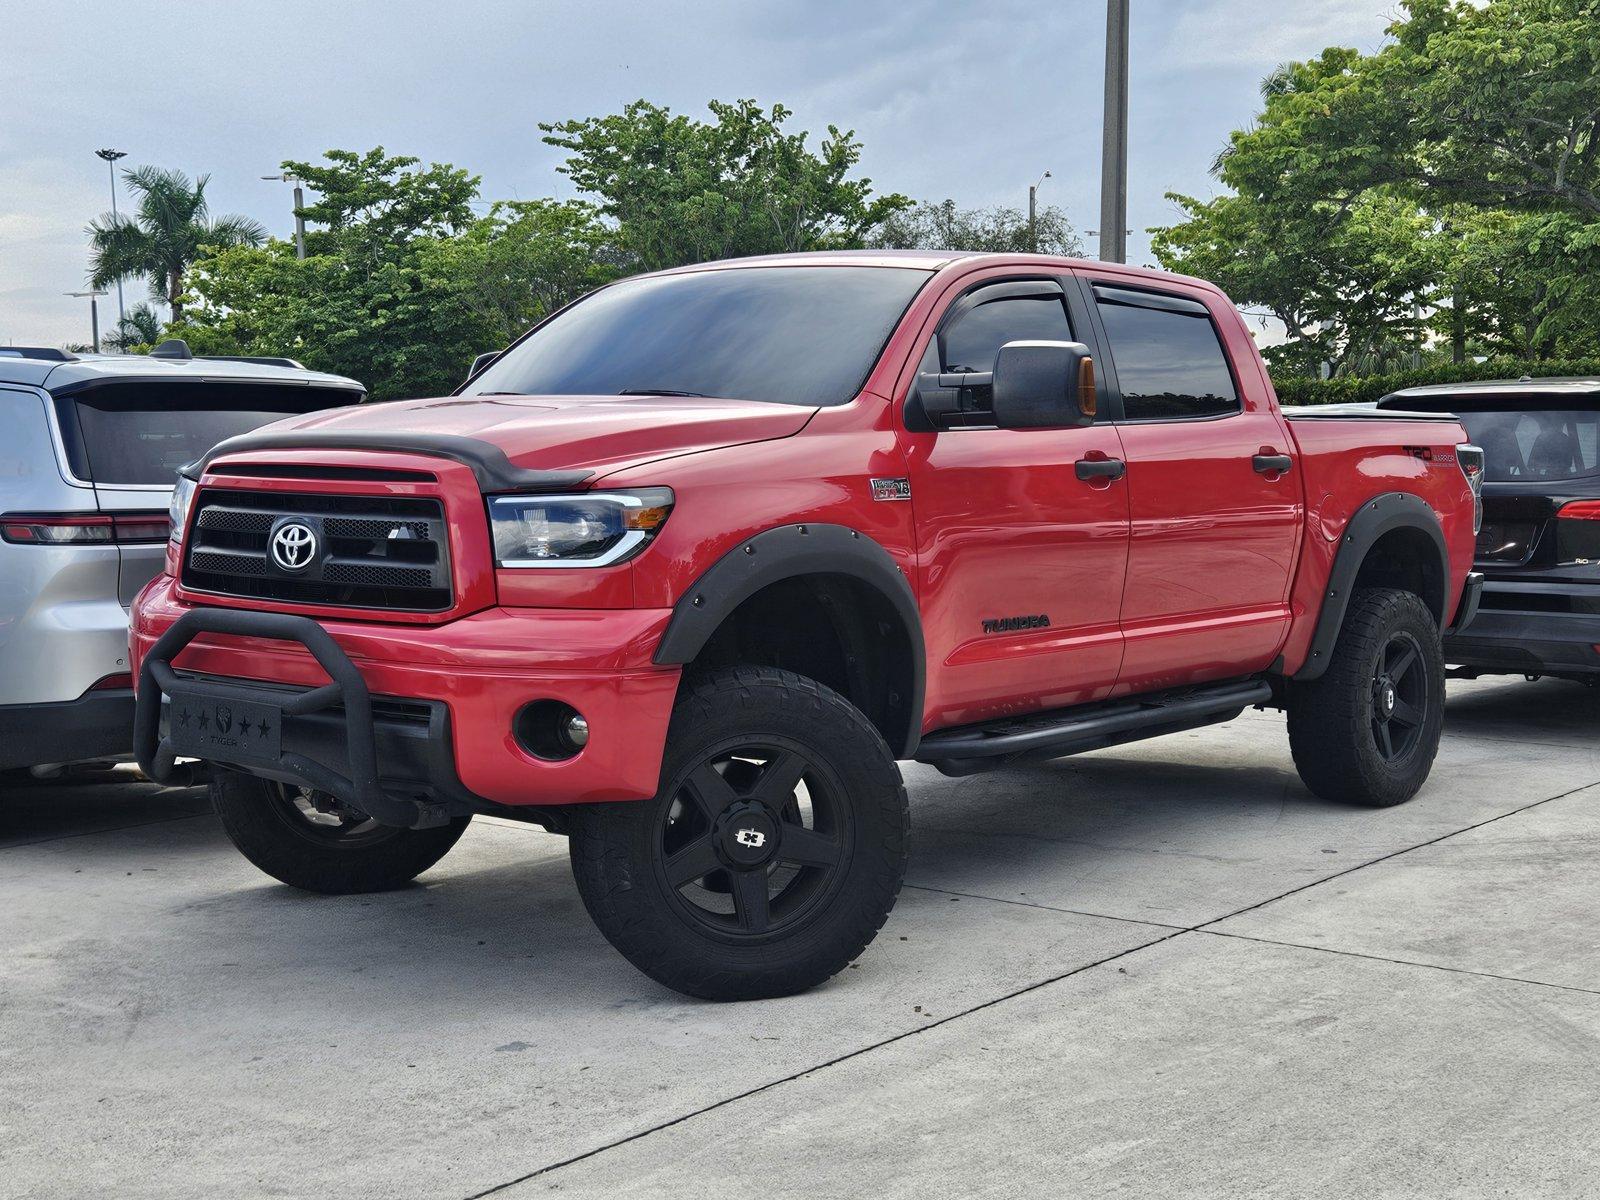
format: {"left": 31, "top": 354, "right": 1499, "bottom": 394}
{"left": 129, "top": 252, "right": 1476, "bottom": 808}
{"left": 132, "top": 575, "right": 678, "bottom": 805}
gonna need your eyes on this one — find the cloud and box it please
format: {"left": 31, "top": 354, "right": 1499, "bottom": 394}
{"left": 0, "top": 0, "right": 1402, "bottom": 350}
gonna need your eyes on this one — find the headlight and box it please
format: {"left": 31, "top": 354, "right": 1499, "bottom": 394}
{"left": 489, "top": 488, "right": 674, "bottom": 568}
{"left": 169, "top": 472, "right": 198, "bottom": 544}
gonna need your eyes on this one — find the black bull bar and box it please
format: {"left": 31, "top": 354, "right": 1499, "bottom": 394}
{"left": 134, "top": 608, "right": 449, "bottom": 828}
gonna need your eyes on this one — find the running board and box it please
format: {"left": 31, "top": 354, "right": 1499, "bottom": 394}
{"left": 915, "top": 678, "right": 1273, "bottom": 773}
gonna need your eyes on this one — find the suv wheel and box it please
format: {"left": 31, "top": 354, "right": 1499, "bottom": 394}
{"left": 1288, "top": 587, "right": 1445, "bottom": 806}
{"left": 569, "top": 665, "right": 909, "bottom": 1000}
{"left": 212, "top": 768, "right": 470, "bottom": 893}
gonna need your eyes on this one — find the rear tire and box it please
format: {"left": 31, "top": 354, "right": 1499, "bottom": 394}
{"left": 569, "top": 665, "right": 909, "bottom": 1001}
{"left": 212, "top": 768, "right": 470, "bottom": 894}
{"left": 1289, "top": 588, "right": 1445, "bottom": 807}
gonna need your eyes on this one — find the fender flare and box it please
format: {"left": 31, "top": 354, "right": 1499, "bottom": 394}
{"left": 653, "top": 523, "right": 925, "bottom": 757}
{"left": 1294, "top": 491, "right": 1448, "bottom": 683}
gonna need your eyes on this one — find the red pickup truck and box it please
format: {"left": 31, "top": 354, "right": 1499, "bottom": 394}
{"left": 131, "top": 252, "right": 1483, "bottom": 999}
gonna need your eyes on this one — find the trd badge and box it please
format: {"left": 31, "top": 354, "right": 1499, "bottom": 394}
{"left": 870, "top": 477, "right": 912, "bottom": 502}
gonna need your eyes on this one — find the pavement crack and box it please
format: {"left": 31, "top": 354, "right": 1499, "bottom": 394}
{"left": 0, "top": 811, "right": 208, "bottom": 851}
{"left": 1194, "top": 928, "right": 1600, "bottom": 999}
{"left": 901, "top": 882, "right": 1185, "bottom": 931}
{"left": 461, "top": 926, "right": 1186, "bottom": 1199}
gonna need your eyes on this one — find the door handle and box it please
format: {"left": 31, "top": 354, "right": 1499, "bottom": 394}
{"left": 1253, "top": 454, "right": 1293, "bottom": 475}
{"left": 1075, "top": 457, "right": 1126, "bottom": 481}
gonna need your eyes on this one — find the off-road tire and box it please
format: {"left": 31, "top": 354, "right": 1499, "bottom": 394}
{"left": 1289, "top": 587, "right": 1445, "bottom": 806}
{"left": 569, "top": 665, "right": 909, "bottom": 1001}
{"left": 212, "top": 768, "right": 470, "bottom": 894}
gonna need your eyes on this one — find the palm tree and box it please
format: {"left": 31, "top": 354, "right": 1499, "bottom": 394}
{"left": 87, "top": 167, "right": 266, "bottom": 323}
{"left": 105, "top": 303, "right": 165, "bottom": 352}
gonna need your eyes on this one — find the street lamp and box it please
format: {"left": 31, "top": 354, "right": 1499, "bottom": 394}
{"left": 1028, "top": 170, "right": 1052, "bottom": 253}
{"left": 94, "top": 149, "right": 128, "bottom": 333}
{"left": 261, "top": 173, "right": 306, "bottom": 259}
{"left": 1099, "top": 0, "right": 1130, "bottom": 264}
{"left": 65, "top": 289, "right": 108, "bottom": 353}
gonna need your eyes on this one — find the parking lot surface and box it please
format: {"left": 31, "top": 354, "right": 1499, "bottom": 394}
{"left": 4, "top": 676, "right": 1597, "bottom": 1199}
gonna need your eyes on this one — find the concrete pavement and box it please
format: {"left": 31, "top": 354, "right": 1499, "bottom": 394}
{"left": 2, "top": 676, "right": 1596, "bottom": 1198}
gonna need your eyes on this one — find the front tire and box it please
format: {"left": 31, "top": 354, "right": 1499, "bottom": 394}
{"left": 212, "top": 768, "right": 470, "bottom": 894}
{"left": 569, "top": 665, "right": 909, "bottom": 1001}
{"left": 1288, "top": 587, "right": 1445, "bottom": 806}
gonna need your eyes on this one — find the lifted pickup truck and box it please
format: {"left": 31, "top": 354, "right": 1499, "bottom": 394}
{"left": 131, "top": 252, "right": 1483, "bottom": 1000}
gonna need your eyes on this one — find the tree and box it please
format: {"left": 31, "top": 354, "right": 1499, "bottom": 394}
{"left": 104, "top": 302, "right": 164, "bottom": 352}
{"left": 281, "top": 147, "right": 479, "bottom": 262}
{"left": 871, "top": 199, "right": 1083, "bottom": 256}
{"left": 1154, "top": 188, "right": 1438, "bottom": 376}
{"left": 178, "top": 150, "right": 625, "bottom": 398}
{"left": 87, "top": 167, "right": 266, "bottom": 322}
{"left": 1152, "top": 0, "right": 1600, "bottom": 374}
{"left": 541, "top": 99, "right": 911, "bottom": 271}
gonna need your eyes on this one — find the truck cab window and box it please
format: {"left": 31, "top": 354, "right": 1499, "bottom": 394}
{"left": 1095, "top": 291, "right": 1239, "bottom": 420}
{"left": 938, "top": 294, "right": 1073, "bottom": 375}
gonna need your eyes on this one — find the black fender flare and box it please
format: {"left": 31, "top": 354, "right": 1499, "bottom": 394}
{"left": 653, "top": 523, "right": 925, "bottom": 757}
{"left": 1294, "top": 491, "right": 1448, "bottom": 683}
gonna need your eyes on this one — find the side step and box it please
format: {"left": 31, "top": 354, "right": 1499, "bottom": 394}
{"left": 915, "top": 678, "right": 1273, "bottom": 774}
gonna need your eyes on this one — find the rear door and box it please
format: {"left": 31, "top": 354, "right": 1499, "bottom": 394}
{"left": 1078, "top": 277, "right": 1302, "bottom": 694}
{"left": 52, "top": 382, "right": 362, "bottom": 604}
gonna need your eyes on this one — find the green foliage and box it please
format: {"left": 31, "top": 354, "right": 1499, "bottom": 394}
{"left": 541, "top": 99, "right": 911, "bottom": 271}
{"left": 104, "top": 303, "right": 164, "bottom": 352}
{"left": 871, "top": 199, "right": 1083, "bottom": 256}
{"left": 1153, "top": 0, "right": 1600, "bottom": 375}
{"left": 179, "top": 150, "right": 624, "bottom": 399}
{"left": 1272, "top": 357, "right": 1600, "bottom": 407}
{"left": 87, "top": 166, "right": 266, "bottom": 322}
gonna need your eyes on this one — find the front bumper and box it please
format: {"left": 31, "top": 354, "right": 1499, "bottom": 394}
{"left": 131, "top": 576, "right": 680, "bottom": 819}
{"left": 0, "top": 689, "right": 135, "bottom": 770}
{"left": 1443, "top": 577, "right": 1600, "bottom": 677}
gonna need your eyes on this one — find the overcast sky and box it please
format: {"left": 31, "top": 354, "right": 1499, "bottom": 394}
{"left": 1, "top": 0, "right": 1403, "bottom": 348}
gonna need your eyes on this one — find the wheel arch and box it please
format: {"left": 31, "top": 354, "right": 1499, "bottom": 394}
{"left": 1293, "top": 491, "right": 1449, "bottom": 683}
{"left": 653, "top": 524, "right": 925, "bottom": 758}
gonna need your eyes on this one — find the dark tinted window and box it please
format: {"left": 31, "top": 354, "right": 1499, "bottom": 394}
{"left": 62, "top": 384, "right": 358, "bottom": 484}
{"left": 939, "top": 294, "right": 1073, "bottom": 374}
{"left": 1097, "top": 294, "right": 1238, "bottom": 420}
{"left": 463, "top": 266, "right": 929, "bottom": 408}
{"left": 1456, "top": 408, "right": 1600, "bottom": 482}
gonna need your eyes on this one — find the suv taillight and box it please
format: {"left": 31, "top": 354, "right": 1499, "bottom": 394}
{"left": 1457, "top": 444, "right": 1484, "bottom": 535}
{"left": 0, "top": 512, "right": 171, "bottom": 545}
{"left": 1558, "top": 500, "right": 1600, "bottom": 521}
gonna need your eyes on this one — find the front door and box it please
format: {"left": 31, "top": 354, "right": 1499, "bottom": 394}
{"left": 900, "top": 274, "right": 1131, "bottom": 731}
{"left": 1080, "top": 277, "right": 1303, "bottom": 694}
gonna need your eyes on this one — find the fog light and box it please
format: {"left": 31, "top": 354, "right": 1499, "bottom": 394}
{"left": 564, "top": 713, "right": 590, "bottom": 749}
{"left": 514, "top": 700, "right": 589, "bottom": 761}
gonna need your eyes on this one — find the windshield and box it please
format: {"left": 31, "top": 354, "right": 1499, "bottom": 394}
{"left": 461, "top": 265, "right": 929, "bottom": 407}
{"left": 1454, "top": 407, "right": 1600, "bottom": 483}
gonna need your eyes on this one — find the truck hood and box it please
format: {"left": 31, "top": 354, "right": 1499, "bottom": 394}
{"left": 241, "top": 392, "right": 817, "bottom": 478}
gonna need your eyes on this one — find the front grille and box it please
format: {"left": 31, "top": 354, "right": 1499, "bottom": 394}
{"left": 182, "top": 488, "right": 453, "bottom": 612}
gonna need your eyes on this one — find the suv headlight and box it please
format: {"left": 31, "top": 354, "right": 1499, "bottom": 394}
{"left": 489, "top": 488, "right": 674, "bottom": 568}
{"left": 169, "top": 472, "right": 198, "bottom": 545}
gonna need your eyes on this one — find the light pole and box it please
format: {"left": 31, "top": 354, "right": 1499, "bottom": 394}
{"left": 65, "top": 289, "right": 108, "bottom": 353}
{"left": 1028, "top": 170, "right": 1052, "bottom": 253}
{"left": 262, "top": 173, "right": 306, "bottom": 259}
{"left": 1099, "top": 0, "right": 1130, "bottom": 264}
{"left": 94, "top": 149, "right": 128, "bottom": 333}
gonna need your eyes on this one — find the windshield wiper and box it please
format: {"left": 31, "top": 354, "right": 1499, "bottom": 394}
{"left": 617, "top": 387, "right": 710, "bottom": 398}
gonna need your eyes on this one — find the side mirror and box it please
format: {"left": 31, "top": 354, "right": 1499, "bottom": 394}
{"left": 468, "top": 350, "right": 501, "bottom": 380}
{"left": 991, "top": 340, "right": 1097, "bottom": 430}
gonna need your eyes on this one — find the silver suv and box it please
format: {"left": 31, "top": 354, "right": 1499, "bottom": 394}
{"left": 0, "top": 343, "right": 363, "bottom": 773}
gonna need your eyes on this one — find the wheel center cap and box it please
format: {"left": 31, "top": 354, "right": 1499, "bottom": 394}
{"left": 716, "top": 803, "right": 779, "bottom": 868}
{"left": 1376, "top": 678, "right": 1397, "bottom": 718}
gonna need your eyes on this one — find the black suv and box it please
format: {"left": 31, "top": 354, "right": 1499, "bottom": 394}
{"left": 1378, "top": 377, "right": 1600, "bottom": 682}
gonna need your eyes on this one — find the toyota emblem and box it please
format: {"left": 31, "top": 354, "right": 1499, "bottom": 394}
{"left": 270, "top": 521, "right": 318, "bottom": 572}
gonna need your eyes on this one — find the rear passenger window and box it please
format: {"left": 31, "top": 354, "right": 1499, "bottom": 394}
{"left": 1095, "top": 287, "right": 1239, "bottom": 421}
